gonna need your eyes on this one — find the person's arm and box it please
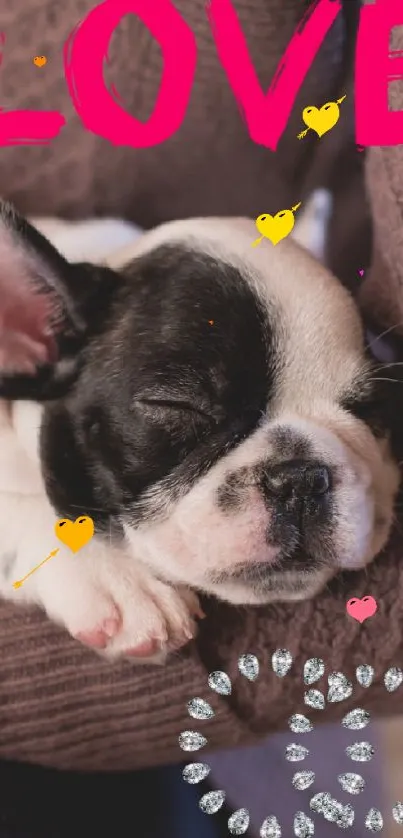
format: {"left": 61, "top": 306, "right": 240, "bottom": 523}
{"left": 358, "top": 26, "right": 403, "bottom": 335}
{"left": 1, "top": 536, "right": 402, "bottom": 773}
{"left": 359, "top": 148, "right": 403, "bottom": 334}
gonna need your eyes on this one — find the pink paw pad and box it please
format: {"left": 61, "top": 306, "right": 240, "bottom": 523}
{"left": 76, "top": 616, "right": 121, "bottom": 649}
{"left": 125, "top": 638, "right": 161, "bottom": 658}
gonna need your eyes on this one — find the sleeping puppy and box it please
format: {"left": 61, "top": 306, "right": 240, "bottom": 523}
{"left": 0, "top": 199, "right": 400, "bottom": 660}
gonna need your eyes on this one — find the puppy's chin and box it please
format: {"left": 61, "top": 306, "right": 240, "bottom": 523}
{"left": 207, "top": 565, "right": 336, "bottom": 606}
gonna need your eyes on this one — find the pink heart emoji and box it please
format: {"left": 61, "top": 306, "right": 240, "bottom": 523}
{"left": 346, "top": 596, "right": 377, "bottom": 624}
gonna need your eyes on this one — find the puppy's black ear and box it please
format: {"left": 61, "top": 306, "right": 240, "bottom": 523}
{"left": 0, "top": 201, "right": 115, "bottom": 400}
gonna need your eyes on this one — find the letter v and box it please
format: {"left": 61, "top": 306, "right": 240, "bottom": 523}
{"left": 207, "top": 0, "right": 342, "bottom": 151}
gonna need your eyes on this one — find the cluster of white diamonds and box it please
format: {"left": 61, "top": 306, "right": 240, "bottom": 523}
{"left": 178, "top": 652, "right": 403, "bottom": 835}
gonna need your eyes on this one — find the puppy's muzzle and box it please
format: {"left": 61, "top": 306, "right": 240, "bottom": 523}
{"left": 260, "top": 458, "right": 333, "bottom": 566}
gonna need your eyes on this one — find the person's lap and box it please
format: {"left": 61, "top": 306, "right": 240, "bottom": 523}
{"left": 0, "top": 758, "right": 223, "bottom": 838}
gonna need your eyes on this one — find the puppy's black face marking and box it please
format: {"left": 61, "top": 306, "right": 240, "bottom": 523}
{"left": 41, "top": 245, "right": 275, "bottom": 530}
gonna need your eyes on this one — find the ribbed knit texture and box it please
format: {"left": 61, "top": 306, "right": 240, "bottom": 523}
{"left": 1, "top": 531, "right": 403, "bottom": 772}
{"left": 0, "top": 0, "right": 402, "bottom": 772}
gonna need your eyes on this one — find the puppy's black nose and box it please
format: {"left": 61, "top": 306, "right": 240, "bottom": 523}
{"left": 262, "top": 460, "right": 331, "bottom": 501}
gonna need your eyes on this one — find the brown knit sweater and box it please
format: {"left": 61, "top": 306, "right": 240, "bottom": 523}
{"left": 0, "top": 0, "right": 402, "bottom": 772}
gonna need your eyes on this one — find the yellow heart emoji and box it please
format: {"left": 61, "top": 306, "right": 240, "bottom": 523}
{"left": 54, "top": 516, "right": 94, "bottom": 553}
{"left": 302, "top": 101, "right": 340, "bottom": 138}
{"left": 33, "top": 55, "right": 47, "bottom": 67}
{"left": 255, "top": 209, "right": 296, "bottom": 246}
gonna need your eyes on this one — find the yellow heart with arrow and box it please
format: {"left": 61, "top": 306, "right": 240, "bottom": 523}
{"left": 297, "top": 94, "right": 347, "bottom": 140}
{"left": 252, "top": 203, "right": 302, "bottom": 247}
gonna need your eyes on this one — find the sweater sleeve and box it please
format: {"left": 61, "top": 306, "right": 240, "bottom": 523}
{"left": 1, "top": 531, "right": 403, "bottom": 773}
{"left": 359, "top": 143, "right": 403, "bottom": 332}
{"left": 358, "top": 24, "right": 403, "bottom": 333}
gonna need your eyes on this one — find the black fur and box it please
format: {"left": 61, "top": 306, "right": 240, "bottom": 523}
{"left": 38, "top": 244, "right": 276, "bottom": 530}
{"left": 341, "top": 339, "right": 403, "bottom": 463}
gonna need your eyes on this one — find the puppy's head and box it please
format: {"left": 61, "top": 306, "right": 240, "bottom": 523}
{"left": 0, "top": 203, "right": 401, "bottom": 604}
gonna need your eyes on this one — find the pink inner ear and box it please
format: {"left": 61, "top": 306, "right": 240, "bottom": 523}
{"left": 0, "top": 269, "right": 58, "bottom": 376}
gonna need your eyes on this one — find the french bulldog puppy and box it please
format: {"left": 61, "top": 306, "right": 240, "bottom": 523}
{"left": 0, "top": 199, "right": 400, "bottom": 660}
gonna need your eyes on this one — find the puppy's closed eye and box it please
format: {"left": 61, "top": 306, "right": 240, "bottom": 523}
{"left": 135, "top": 397, "right": 215, "bottom": 424}
{"left": 135, "top": 397, "right": 264, "bottom": 445}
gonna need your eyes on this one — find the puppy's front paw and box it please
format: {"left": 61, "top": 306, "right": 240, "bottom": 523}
{"left": 33, "top": 550, "right": 203, "bottom": 662}
{"left": 109, "top": 582, "right": 203, "bottom": 661}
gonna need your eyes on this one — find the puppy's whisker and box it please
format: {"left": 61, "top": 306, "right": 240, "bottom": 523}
{"left": 366, "top": 320, "right": 403, "bottom": 345}
{"left": 366, "top": 376, "right": 403, "bottom": 386}
{"left": 0, "top": 488, "right": 113, "bottom": 513}
{"left": 371, "top": 362, "right": 403, "bottom": 372}
{"left": 380, "top": 361, "right": 403, "bottom": 368}
{"left": 65, "top": 502, "right": 111, "bottom": 514}
{"left": 370, "top": 362, "right": 403, "bottom": 376}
